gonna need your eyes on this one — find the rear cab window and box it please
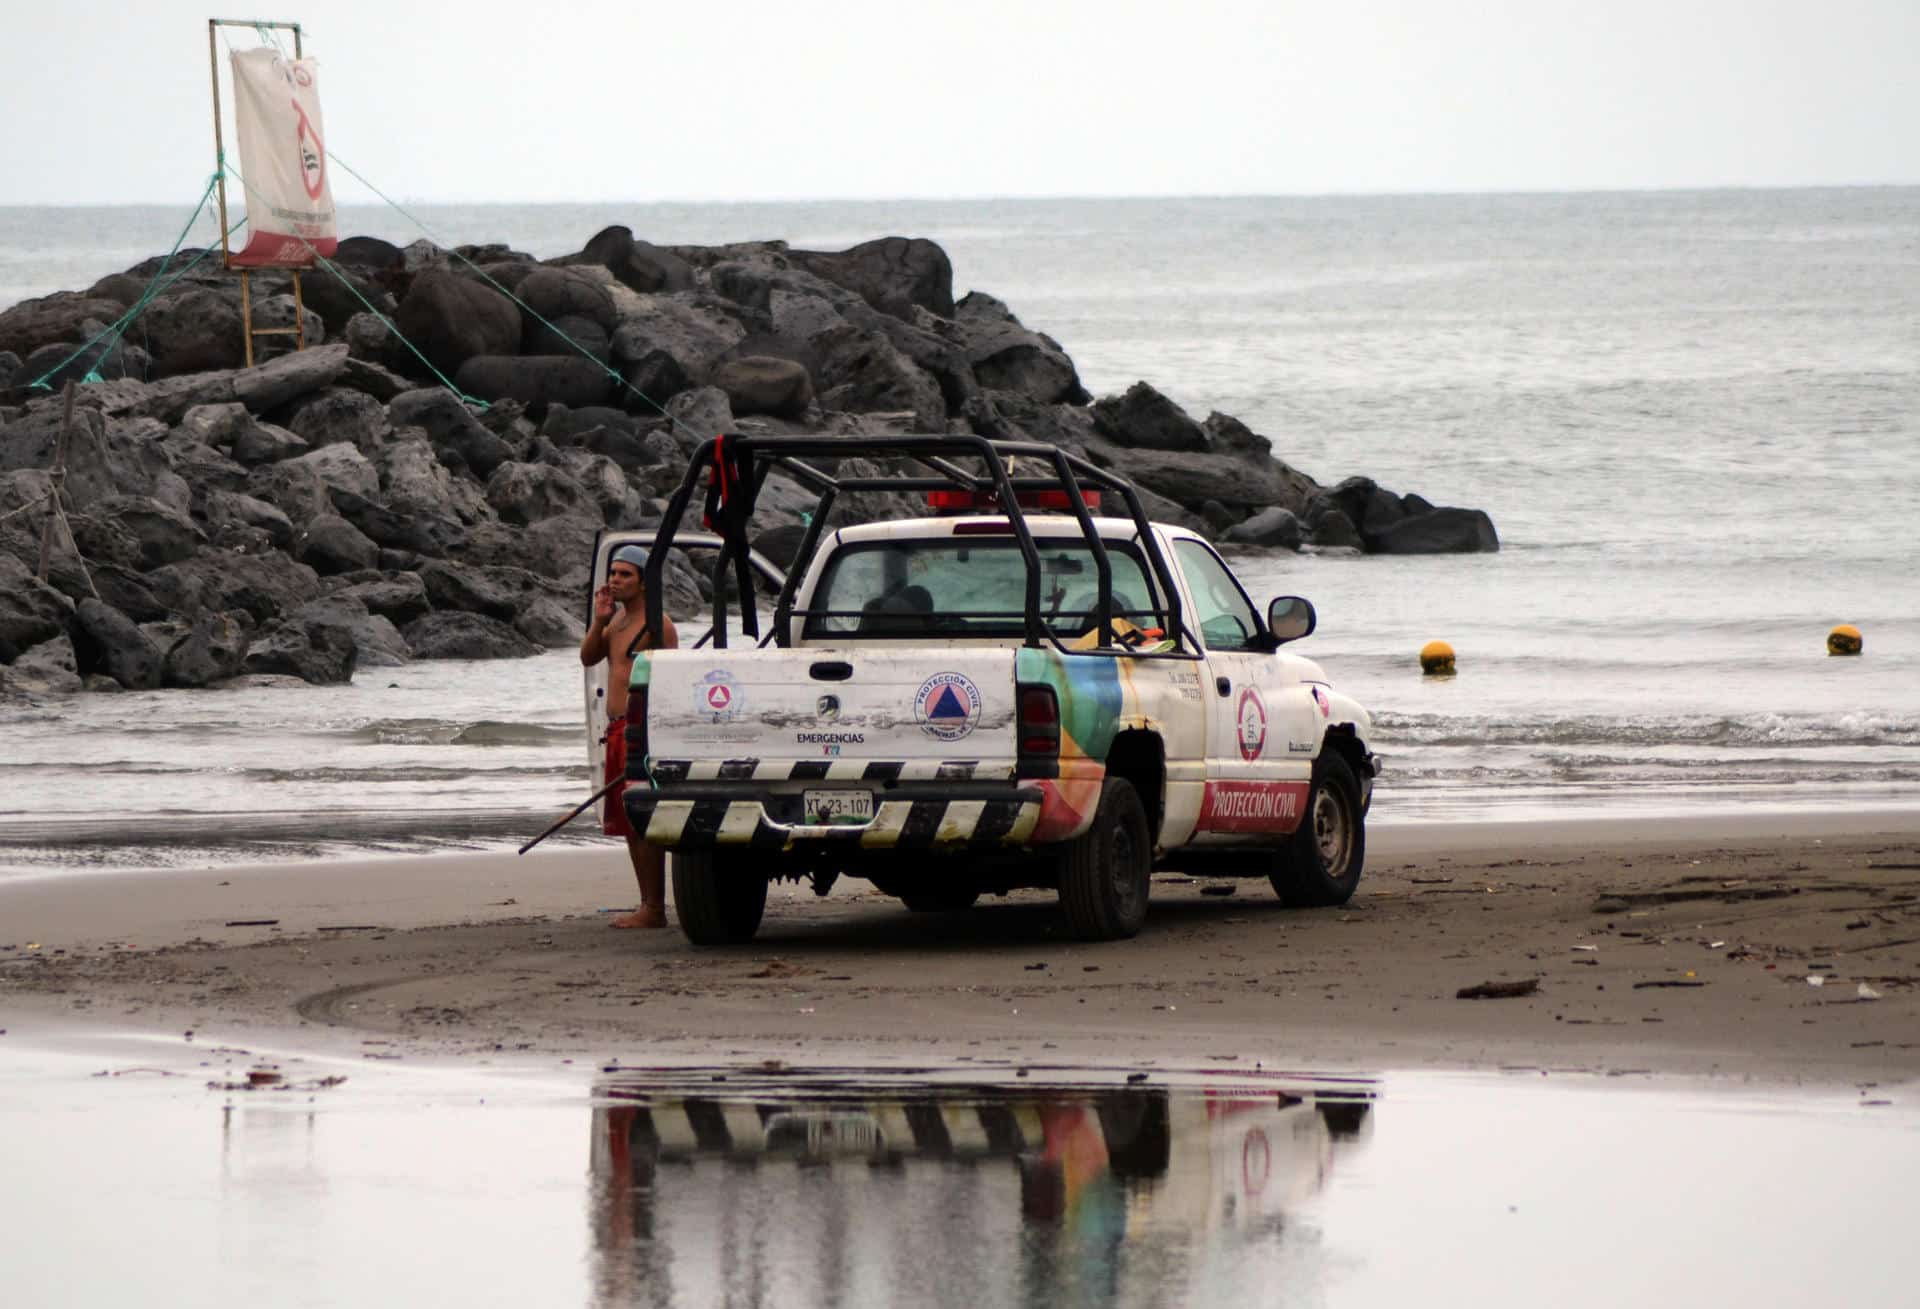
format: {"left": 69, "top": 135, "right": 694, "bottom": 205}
{"left": 801, "top": 535, "right": 1167, "bottom": 642}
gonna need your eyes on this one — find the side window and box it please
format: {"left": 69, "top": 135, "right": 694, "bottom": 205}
{"left": 1173, "top": 539, "right": 1263, "bottom": 653}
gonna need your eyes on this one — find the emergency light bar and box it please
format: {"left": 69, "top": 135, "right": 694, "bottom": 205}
{"left": 927, "top": 489, "right": 1103, "bottom": 513}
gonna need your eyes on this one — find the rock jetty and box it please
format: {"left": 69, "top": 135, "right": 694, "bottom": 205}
{"left": 0, "top": 229, "right": 1497, "bottom": 694}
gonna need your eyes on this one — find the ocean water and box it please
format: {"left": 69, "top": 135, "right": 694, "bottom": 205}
{"left": 2, "top": 190, "right": 1917, "bottom": 871}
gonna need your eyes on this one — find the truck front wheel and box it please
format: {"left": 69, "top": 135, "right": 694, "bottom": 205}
{"left": 1058, "top": 778, "right": 1152, "bottom": 940}
{"left": 671, "top": 849, "right": 769, "bottom": 945}
{"left": 1270, "top": 753, "right": 1365, "bottom": 907}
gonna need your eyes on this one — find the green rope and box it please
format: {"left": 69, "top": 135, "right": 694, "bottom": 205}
{"left": 26, "top": 173, "right": 230, "bottom": 392}
{"left": 322, "top": 149, "right": 699, "bottom": 438}
{"left": 221, "top": 159, "right": 488, "bottom": 408}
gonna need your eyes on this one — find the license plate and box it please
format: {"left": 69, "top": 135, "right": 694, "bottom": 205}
{"left": 803, "top": 789, "right": 875, "bottom": 825}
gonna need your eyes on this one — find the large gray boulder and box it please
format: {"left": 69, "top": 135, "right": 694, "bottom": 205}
{"left": 517, "top": 267, "right": 618, "bottom": 335}
{"left": 243, "top": 615, "right": 358, "bottom": 684}
{"left": 379, "top": 436, "right": 468, "bottom": 520}
{"left": 139, "top": 289, "right": 246, "bottom": 377}
{"left": 204, "top": 489, "right": 296, "bottom": 551}
{"left": 88, "top": 564, "right": 169, "bottom": 622}
{"left": 230, "top": 420, "right": 310, "bottom": 466}
{"left": 391, "top": 272, "right": 520, "bottom": 379}
{"left": 454, "top": 355, "right": 615, "bottom": 411}
{"left": 711, "top": 355, "right": 813, "bottom": 419}
{"left": 285, "top": 596, "right": 411, "bottom": 667}
{"left": 1373, "top": 507, "right": 1501, "bottom": 554}
{"left": 4, "top": 633, "right": 82, "bottom": 693}
{"left": 16, "top": 335, "right": 149, "bottom": 390}
{"left": 516, "top": 515, "right": 601, "bottom": 586}
{"left": 71, "top": 597, "right": 162, "bottom": 689}
{"left": 327, "top": 486, "right": 466, "bottom": 558}
{"left": 661, "top": 387, "right": 735, "bottom": 452}
{"left": 232, "top": 343, "right": 352, "bottom": 414}
{"left": 1093, "top": 444, "right": 1306, "bottom": 515}
{"left": 295, "top": 513, "right": 382, "bottom": 575}
{"left": 0, "top": 293, "right": 126, "bottom": 359}
{"left": 0, "top": 406, "right": 130, "bottom": 506}
{"left": 1224, "top": 507, "right": 1305, "bottom": 550}
{"left": 574, "top": 226, "right": 694, "bottom": 295}
{"left": 401, "top": 610, "right": 541, "bottom": 660}
{"left": 954, "top": 293, "right": 1087, "bottom": 405}
{"left": 179, "top": 401, "right": 254, "bottom": 449}
{"left": 245, "top": 458, "right": 332, "bottom": 527}
{"left": 522, "top": 315, "right": 611, "bottom": 363}
{"left": 788, "top": 237, "right": 954, "bottom": 321}
{"left": 162, "top": 610, "right": 250, "bottom": 687}
{"left": 288, "top": 387, "right": 389, "bottom": 456}
{"left": 160, "top": 439, "right": 249, "bottom": 506}
{"left": 608, "top": 295, "right": 747, "bottom": 384}
{"left": 513, "top": 594, "right": 585, "bottom": 647}
{"left": 0, "top": 555, "right": 75, "bottom": 661}
{"left": 333, "top": 571, "right": 431, "bottom": 625}
{"left": 388, "top": 387, "right": 514, "bottom": 479}
{"left": 144, "top": 549, "right": 321, "bottom": 625}
{"left": 88, "top": 495, "right": 205, "bottom": 570}
{"left": 812, "top": 329, "right": 945, "bottom": 430}
{"left": 288, "top": 441, "right": 381, "bottom": 501}
{"left": 485, "top": 460, "right": 601, "bottom": 526}
{"left": 1092, "top": 382, "right": 1208, "bottom": 452}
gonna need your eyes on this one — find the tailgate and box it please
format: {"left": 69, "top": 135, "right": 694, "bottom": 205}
{"left": 641, "top": 648, "right": 1019, "bottom": 770}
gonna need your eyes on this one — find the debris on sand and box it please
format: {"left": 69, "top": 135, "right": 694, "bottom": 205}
{"left": 207, "top": 1065, "right": 348, "bottom": 1092}
{"left": 1457, "top": 979, "right": 1540, "bottom": 1000}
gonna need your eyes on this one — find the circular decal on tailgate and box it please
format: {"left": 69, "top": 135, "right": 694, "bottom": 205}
{"left": 1236, "top": 687, "right": 1268, "bottom": 761}
{"left": 915, "top": 672, "right": 982, "bottom": 742}
{"left": 698, "top": 668, "right": 741, "bottom": 718}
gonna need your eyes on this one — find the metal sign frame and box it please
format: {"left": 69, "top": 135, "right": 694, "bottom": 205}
{"left": 206, "top": 17, "right": 310, "bottom": 367}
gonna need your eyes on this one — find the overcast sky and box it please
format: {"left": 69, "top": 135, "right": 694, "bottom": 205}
{"left": 4, "top": 0, "right": 1916, "bottom": 205}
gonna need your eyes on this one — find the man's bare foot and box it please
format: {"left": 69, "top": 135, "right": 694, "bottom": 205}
{"left": 610, "top": 905, "right": 668, "bottom": 929}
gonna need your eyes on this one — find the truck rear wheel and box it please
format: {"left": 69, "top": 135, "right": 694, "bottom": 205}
{"left": 671, "top": 849, "right": 769, "bottom": 945}
{"left": 1058, "top": 778, "right": 1151, "bottom": 940}
{"left": 1269, "top": 752, "right": 1365, "bottom": 907}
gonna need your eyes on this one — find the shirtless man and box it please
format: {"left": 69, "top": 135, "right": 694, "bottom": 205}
{"left": 580, "top": 544, "right": 679, "bottom": 928}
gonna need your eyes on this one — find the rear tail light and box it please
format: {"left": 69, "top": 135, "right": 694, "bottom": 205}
{"left": 1017, "top": 684, "right": 1060, "bottom": 763}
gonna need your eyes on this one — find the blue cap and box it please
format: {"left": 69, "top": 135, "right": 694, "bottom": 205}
{"left": 611, "top": 544, "right": 649, "bottom": 571}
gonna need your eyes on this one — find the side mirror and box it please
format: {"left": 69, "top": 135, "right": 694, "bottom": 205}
{"left": 1267, "top": 595, "right": 1317, "bottom": 645}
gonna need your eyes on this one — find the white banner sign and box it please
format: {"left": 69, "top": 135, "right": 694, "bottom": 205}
{"left": 229, "top": 47, "right": 338, "bottom": 267}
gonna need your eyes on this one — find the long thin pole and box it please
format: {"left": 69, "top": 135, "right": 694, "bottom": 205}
{"left": 208, "top": 20, "right": 231, "bottom": 270}
{"left": 37, "top": 382, "right": 75, "bottom": 582}
{"left": 518, "top": 778, "right": 622, "bottom": 856}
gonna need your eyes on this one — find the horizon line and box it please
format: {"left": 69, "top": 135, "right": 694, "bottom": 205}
{"left": 3, "top": 180, "right": 1918, "bottom": 210}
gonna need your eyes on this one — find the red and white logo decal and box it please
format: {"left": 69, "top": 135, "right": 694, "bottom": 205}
{"left": 1197, "top": 780, "right": 1310, "bottom": 834}
{"left": 706, "top": 684, "right": 732, "bottom": 710}
{"left": 1236, "top": 688, "right": 1268, "bottom": 761}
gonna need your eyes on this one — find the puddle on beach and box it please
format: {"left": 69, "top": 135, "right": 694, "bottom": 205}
{"left": 4, "top": 1048, "right": 1917, "bottom": 1307}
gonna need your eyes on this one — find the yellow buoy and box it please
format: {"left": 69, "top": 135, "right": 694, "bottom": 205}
{"left": 1420, "top": 640, "right": 1456, "bottom": 675}
{"left": 1827, "top": 624, "right": 1862, "bottom": 656}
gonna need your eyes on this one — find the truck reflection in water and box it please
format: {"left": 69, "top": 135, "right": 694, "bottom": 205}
{"left": 588, "top": 1072, "right": 1375, "bottom": 1308}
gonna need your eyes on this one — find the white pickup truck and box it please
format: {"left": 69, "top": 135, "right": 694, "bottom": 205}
{"left": 604, "top": 434, "right": 1378, "bottom": 945}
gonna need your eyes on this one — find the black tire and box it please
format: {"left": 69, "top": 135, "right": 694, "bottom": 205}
{"left": 1270, "top": 751, "right": 1365, "bottom": 907}
{"left": 1057, "top": 777, "right": 1152, "bottom": 940}
{"left": 671, "top": 849, "right": 769, "bottom": 945}
{"left": 900, "top": 886, "right": 981, "bottom": 913}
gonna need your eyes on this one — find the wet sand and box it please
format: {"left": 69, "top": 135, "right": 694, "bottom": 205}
{"left": 4, "top": 812, "right": 1918, "bottom": 1085}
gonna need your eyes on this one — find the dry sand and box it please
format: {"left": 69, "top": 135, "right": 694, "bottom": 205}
{"left": 4, "top": 813, "right": 1918, "bottom": 1086}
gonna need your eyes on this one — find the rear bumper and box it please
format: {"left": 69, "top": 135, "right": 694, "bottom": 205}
{"left": 625, "top": 779, "right": 1045, "bottom": 852}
